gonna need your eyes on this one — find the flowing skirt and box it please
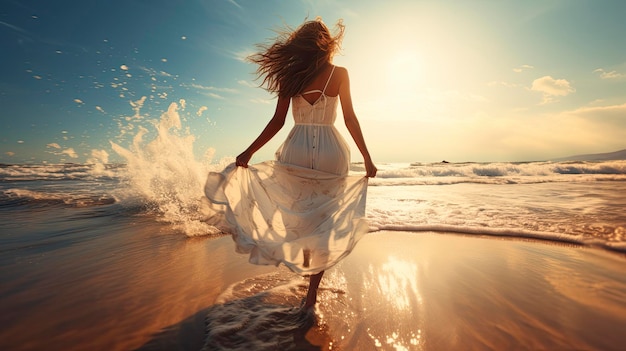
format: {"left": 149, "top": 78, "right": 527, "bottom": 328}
{"left": 203, "top": 161, "right": 368, "bottom": 275}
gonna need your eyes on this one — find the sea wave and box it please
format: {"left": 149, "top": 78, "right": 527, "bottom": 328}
{"left": 386, "top": 160, "right": 626, "bottom": 177}
{"left": 2, "top": 181, "right": 624, "bottom": 254}
{"left": 360, "top": 160, "right": 626, "bottom": 185}
{"left": 370, "top": 224, "right": 626, "bottom": 254}
{"left": 2, "top": 188, "right": 117, "bottom": 207}
{"left": 3, "top": 160, "right": 625, "bottom": 183}
{"left": 0, "top": 163, "right": 123, "bottom": 182}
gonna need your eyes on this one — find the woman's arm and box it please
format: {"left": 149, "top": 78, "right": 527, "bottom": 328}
{"left": 236, "top": 95, "right": 290, "bottom": 167}
{"left": 338, "top": 67, "right": 377, "bottom": 178}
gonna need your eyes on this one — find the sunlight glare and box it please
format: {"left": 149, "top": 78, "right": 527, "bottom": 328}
{"left": 386, "top": 50, "right": 422, "bottom": 94}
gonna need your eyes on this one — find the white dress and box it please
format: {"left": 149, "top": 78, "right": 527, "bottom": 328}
{"left": 203, "top": 66, "right": 369, "bottom": 274}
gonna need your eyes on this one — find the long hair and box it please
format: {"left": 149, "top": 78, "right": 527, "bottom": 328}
{"left": 247, "top": 18, "right": 345, "bottom": 98}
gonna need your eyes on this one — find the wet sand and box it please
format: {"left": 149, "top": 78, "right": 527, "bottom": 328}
{"left": 319, "top": 232, "right": 626, "bottom": 350}
{"left": 1, "top": 225, "right": 625, "bottom": 350}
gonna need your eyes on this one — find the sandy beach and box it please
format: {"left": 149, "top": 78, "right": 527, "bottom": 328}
{"left": 2, "top": 221, "right": 625, "bottom": 351}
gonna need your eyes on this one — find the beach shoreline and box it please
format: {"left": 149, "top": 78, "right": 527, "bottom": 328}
{"left": 2, "top": 227, "right": 625, "bottom": 350}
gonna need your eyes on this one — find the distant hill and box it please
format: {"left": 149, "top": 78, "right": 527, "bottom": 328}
{"left": 551, "top": 148, "right": 626, "bottom": 161}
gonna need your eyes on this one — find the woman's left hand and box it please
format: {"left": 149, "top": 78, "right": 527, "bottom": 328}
{"left": 365, "top": 160, "right": 377, "bottom": 178}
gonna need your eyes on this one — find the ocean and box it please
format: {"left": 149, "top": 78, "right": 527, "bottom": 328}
{"left": 3, "top": 159, "right": 625, "bottom": 251}
{"left": 1, "top": 111, "right": 626, "bottom": 349}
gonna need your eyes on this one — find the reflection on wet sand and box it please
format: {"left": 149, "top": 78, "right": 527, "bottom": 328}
{"left": 364, "top": 256, "right": 423, "bottom": 349}
{"left": 2, "top": 227, "right": 626, "bottom": 350}
{"left": 316, "top": 231, "right": 626, "bottom": 351}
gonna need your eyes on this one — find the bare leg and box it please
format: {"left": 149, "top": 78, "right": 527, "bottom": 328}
{"left": 303, "top": 249, "right": 311, "bottom": 268}
{"left": 303, "top": 270, "right": 324, "bottom": 309}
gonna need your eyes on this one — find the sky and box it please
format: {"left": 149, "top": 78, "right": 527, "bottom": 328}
{"left": 1, "top": 0, "right": 625, "bottom": 164}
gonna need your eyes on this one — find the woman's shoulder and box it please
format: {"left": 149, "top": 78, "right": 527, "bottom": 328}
{"left": 331, "top": 65, "right": 350, "bottom": 83}
{"left": 332, "top": 65, "right": 348, "bottom": 74}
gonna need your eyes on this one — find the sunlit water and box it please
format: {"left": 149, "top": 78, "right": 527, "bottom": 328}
{"left": 1, "top": 102, "right": 626, "bottom": 350}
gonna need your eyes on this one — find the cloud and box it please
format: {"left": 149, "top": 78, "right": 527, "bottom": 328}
{"left": 553, "top": 103, "right": 626, "bottom": 147}
{"left": 47, "top": 143, "right": 61, "bottom": 149}
{"left": 531, "top": 76, "right": 574, "bottom": 96}
{"left": 227, "top": 0, "right": 242, "bottom": 9}
{"left": 0, "top": 20, "right": 29, "bottom": 35}
{"left": 568, "top": 103, "right": 626, "bottom": 122}
{"left": 61, "top": 148, "right": 78, "bottom": 158}
{"left": 190, "top": 83, "right": 237, "bottom": 93}
{"left": 487, "top": 81, "right": 520, "bottom": 88}
{"left": 136, "top": 66, "right": 173, "bottom": 77}
{"left": 250, "top": 98, "right": 272, "bottom": 104}
{"left": 5, "top": 151, "right": 15, "bottom": 157}
{"left": 513, "top": 64, "right": 534, "bottom": 73}
{"left": 531, "top": 76, "right": 575, "bottom": 103}
{"left": 232, "top": 49, "right": 254, "bottom": 62}
{"left": 238, "top": 80, "right": 257, "bottom": 88}
{"left": 74, "top": 98, "right": 84, "bottom": 104}
{"left": 96, "top": 106, "right": 105, "bottom": 113}
{"left": 120, "top": 64, "right": 129, "bottom": 71}
{"left": 593, "top": 68, "right": 626, "bottom": 80}
{"left": 204, "top": 92, "right": 225, "bottom": 99}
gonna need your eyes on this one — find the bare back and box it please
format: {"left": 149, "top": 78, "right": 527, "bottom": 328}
{"left": 299, "top": 64, "right": 343, "bottom": 104}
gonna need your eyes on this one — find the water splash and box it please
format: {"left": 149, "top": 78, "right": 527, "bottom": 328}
{"left": 110, "top": 99, "right": 227, "bottom": 236}
{"left": 203, "top": 272, "right": 327, "bottom": 351}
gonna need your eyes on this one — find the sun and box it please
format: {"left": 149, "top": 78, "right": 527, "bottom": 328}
{"left": 386, "top": 50, "right": 423, "bottom": 93}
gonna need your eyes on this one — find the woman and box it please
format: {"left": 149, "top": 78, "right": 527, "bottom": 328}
{"left": 204, "top": 18, "right": 376, "bottom": 309}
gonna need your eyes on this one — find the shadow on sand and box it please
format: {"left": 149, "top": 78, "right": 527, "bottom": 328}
{"left": 133, "top": 307, "right": 209, "bottom": 351}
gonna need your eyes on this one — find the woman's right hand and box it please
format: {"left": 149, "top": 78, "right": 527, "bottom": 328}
{"left": 236, "top": 150, "right": 252, "bottom": 168}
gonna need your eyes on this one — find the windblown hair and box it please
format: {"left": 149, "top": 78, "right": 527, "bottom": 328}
{"left": 248, "top": 18, "right": 345, "bottom": 98}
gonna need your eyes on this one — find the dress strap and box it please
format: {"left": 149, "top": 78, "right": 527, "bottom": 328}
{"left": 321, "top": 65, "right": 336, "bottom": 94}
{"left": 302, "top": 89, "right": 322, "bottom": 95}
